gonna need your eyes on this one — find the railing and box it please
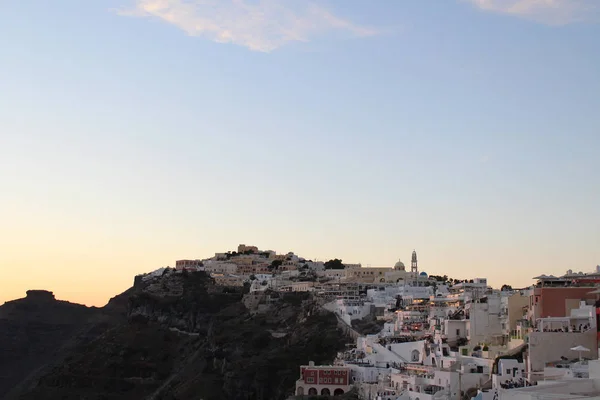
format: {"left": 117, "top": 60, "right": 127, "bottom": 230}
{"left": 533, "top": 326, "right": 593, "bottom": 333}
{"left": 510, "top": 334, "right": 524, "bottom": 340}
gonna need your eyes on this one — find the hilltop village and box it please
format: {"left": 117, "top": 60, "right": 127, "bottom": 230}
{"left": 138, "top": 245, "right": 600, "bottom": 400}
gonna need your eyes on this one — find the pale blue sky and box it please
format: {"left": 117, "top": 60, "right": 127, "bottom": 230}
{"left": 1, "top": 0, "right": 599, "bottom": 305}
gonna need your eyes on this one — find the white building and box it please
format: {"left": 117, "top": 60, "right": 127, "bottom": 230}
{"left": 328, "top": 298, "right": 374, "bottom": 326}
{"left": 305, "top": 261, "right": 325, "bottom": 271}
{"left": 253, "top": 273, "right": 273, "bottom": 282}
{"left": 466, "top": 293, "right": 504, "bottom": 345}
{"left": 493, "top": 359, "right": 526, "bottom": 389}
{"left": 279, "top": 282, "right": 315, "bottom": 292}
{"left": 444, "top": 319, "right": 469, "bottom": 344}
{"left": 452, "top": 278, "right": 489, "bottom": 291}
{"left": 527, "top": 301, "right": 598, "bottom": 379}
{"left": 140, "top": 267, "right": 168, "bottom": 282}
{"left": 204, "top": 261, "right": 238, "bottom": 274}
{"left": 325, "top": 269, "right": 348, "bottom": 280}
{"left": 390, "top": 362, "right": 489, "bottom": 400}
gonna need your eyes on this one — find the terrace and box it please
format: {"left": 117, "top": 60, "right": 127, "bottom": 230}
{"left": 545, "top": 360, "right": 590, "bottom": 379}
{"left": 534, "top": 317, "right": 593, "bottom": 333}
{"left": 533, "top": 275, "right": 599, "bottom": 288}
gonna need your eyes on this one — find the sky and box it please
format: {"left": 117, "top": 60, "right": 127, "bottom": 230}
{"left": 1, "top": 0, "right": 599, "bottom": 307}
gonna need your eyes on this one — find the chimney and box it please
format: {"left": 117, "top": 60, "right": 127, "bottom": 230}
{"left": 309, "top": 361, "right": 315, "bottom": 367}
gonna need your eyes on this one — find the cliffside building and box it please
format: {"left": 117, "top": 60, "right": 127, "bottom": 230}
{"left": 295, "top": 362, "right": 352, "bottom": 396}
{"left": 175, "top": 260, "right": 203, "bottom": 271}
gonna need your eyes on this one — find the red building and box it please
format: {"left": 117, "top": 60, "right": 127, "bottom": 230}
{"left": 295, "top": 362, "right": 352, "bottom": 396}
{"left": 530, "top": 286, "right": 597, "bottom": 320}
{"left": 175, "top": 259, "right": 203, "bottom": 271}
{"left": 532, "top": 275, "right": 600, "bottom": 340}
{"left": 596, "top": 307, "right": 600, "bottom": 341}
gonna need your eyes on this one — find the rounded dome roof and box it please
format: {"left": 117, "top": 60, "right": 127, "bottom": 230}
{"left": 419, "top": 271, "right": 428, "bottom": 277}
{"left": 394, "top": 260, "right": 405, "bottom": 269}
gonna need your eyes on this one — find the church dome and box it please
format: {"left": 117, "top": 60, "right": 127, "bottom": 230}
{"left": 420, "top": 271, "right": 428, "bottom": 277}
{"left": 394, "top": 260, "right": 406, "bottom": 270}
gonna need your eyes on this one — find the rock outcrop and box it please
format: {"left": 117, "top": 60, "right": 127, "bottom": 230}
{"left": 0, "top": 290, "right": 121, "bottom": 399}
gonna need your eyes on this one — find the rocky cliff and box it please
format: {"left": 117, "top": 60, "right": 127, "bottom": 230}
{"left": 4, "top": 271, "right": 348, "bottom": 400}
{"left": 0, "top": 290, "right": 124, "bottom": 399}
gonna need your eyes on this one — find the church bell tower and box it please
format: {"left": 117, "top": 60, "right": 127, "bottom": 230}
{"left": 411, "top": 250, "right": 418, "bottom": 276}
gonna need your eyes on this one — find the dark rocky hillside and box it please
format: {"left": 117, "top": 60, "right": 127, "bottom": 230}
{"left": 0, "top": 290, "right": 123, "bottom": 399}
{"left": 4, "top": 272, "right": 348, "bottom": 400}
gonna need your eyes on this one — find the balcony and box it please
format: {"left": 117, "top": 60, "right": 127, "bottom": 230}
{"left": 389, "top": 382, "right": 446, "bottom": 399}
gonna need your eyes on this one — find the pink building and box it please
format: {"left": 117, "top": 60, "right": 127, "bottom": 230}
{"left": 295, "top": 362, "right": 352, "bottom": 396}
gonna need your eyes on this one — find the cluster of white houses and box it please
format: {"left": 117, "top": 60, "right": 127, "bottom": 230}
{"left": 165, "top": 245, "right": 426, "bottom": 294}
{"left": 139, "top": 246, "right": 600, "bottom": 400}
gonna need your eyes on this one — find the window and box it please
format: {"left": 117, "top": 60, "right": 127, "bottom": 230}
{"left": 411, "top": 350, "right": 420, "bottom": 362}
{"left": 307, "top": 377, "right": 314, "bottom": 383}
{"left": 506, "top": 369, "right": 510, "bottom": 375}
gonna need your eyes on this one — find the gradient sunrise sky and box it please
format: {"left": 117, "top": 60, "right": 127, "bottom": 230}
{"left": 1, "top": 0, "right": 599, "bottom": 307}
